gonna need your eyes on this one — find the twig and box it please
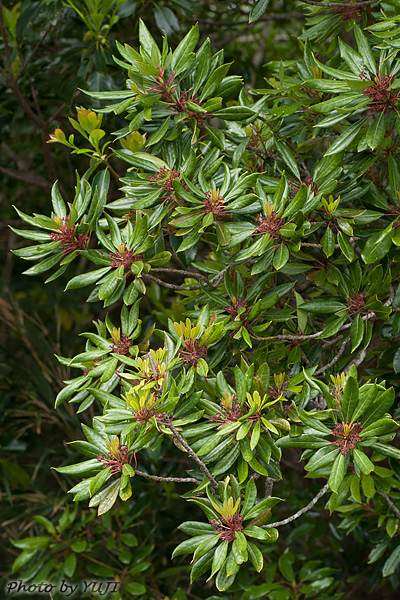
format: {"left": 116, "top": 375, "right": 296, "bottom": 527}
{"left": 264, "top": 483, "right": 329, "bottom": 528}
{"left": 151, "top": 267, "right": 209, "bottom": 283}
{"left": 198, "top": 13, "right": 306, "bottom": 26}
{"left": 302, "top": 242, "right": 340, "bottom": 249}
{"left": 209, "top": 266, "right": 229, "bottom": 289}
{"left": 344, "top": 348, "right": 366, "bottom": 374}
{"left": 17, "top": 23, "right": 54, "bottom": 80}
{"left": 0, "top": 0, "right": 13, "bottom": 72}
{"left": 264, "top": 477, "right": 277, "bottom": 498}
{"left": 142, "top": 273, "right": 201, "bottom": 291}
{"left": 0, "top": 165, "right": 51, "bottom": 189}
{"left": 255, "top": 331, "right": 323, "bottom": 342}
{"left": 300, "top": 0, "right": 375, "bottom": 7}
{"left": 135, "top": 469, "right": 199, "bottom": 484}
{"left": 314, "top": 340, "right": 347, "bottom": 376}
{"left": 161, "top": 414, "right": 219, "bottom": 490}
{"left": 301, "top": 349, "right": 313, "bottom": 369}
{"left": 378, "top": 491, "right": 400, "bottom": 520}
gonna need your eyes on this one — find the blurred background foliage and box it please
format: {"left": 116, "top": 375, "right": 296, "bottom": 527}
{"left": 1, "top": 1, "right": 400, "bottom": 598}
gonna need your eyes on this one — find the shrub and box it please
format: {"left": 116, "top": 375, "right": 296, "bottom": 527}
{"left": 9, "top": 1, "right": 400, "bottom": 597}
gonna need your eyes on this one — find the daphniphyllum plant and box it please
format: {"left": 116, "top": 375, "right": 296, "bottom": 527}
{"left": 11, "top": 5, "right": 400, "bottom": 593}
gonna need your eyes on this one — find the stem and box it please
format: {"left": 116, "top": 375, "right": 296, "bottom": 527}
{"left": 378, "top": 491, "right": 400, "bottom": 520}
{"left": 264, "top": 483, "right": 329, "bottom": 528}
{"left": 135, "top": 469, "right": 199, "bottom": 484}
{"left": 301, "top": 0, "right": 375, "bottom": 6}
{"left": 314, "top": 340, "right": 347, "bottom": 376}
{"left": 161, "top": 414, "right": 218, "bottom": 490}
{"left": 143, "top": 273, "right": 202, "bottom": 291}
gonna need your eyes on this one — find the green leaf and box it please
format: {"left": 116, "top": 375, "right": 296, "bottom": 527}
{"left": 321, "top": 315, "right": 349, "bottom": 338}
{"left": 247, "top": 541, "right": 264, "bottom": 572}
{"left": 52, "top": 459, "right": 101, "bottom": 476}
{"left": 361, "top": 229, "right": 393, "bottom": 264}
{"left": 209, "top": 540, "right": 229, "bottom": 579}
{"left": 11, "top": 537, "right": 51, "bottom": 550}
{"left": 139, "top": 19, "right": 161, "bottom": 62}
{"left": 214, "top": 106, "right": 255, "bottom": 121}
{"left": 97, "top": 479, "right": 120, "bottom": 515}
{"left": 215, "top": 556, "right": 237, "bottom": 591}
{"left": 250, "top": 420, "right": 261, "bottom": 450}
{"left": 147, "top": 117, "right": 171, "bottom": 147}
{"left": 337, "top": 231, "right": 354, "bottom": 262}
{"left": 328, "top": 452, "right": 346, "bottom": 493}
{"left": 63, "top": 552, "right": 77, "bottom": 578}
{"left": 341, "top": 376, "right": 359, "bottom": 423}
{"left": 305, "top": 446, "right": 340, "bottom": 472}
{"left": 249, "top": 0, "right": 270, "bottom": 23}
{"left": 360, "top": 417, "right": 398, "bottom": 438}
{"left": 365, "top": 113, "right": 386, "bottom": 150}
{"left": 300, "top": 300, "right": 345, "bottom": 313}
{"left": 325, "top": 119, "right": 366, "bottom": 156}
{"left": 51, "top": 181, "right": 67, "bottom": 217}
{"left": 353, "top": 448, "right": 374, "bottom": 475}
{"left": 283, "top": 184, "right": 307, "bottom": 219}
{"left": 171, "top": 24, "right": 200, "bottom": 73}
{"left": 276, "top": 434, "right": 329, "bottom": 450}
{"left": 179, "top": 522, "right": 214, "bottom": 536}
{"left": 362, "top": 388, "right": 395, "bottom": 427}
{"left": 70, "top": 539, "right": 87, "bottom": 553}
{"left": 273, "top": 244, "right": 289, "bottom": 270}
{"left": 354, "top": 25, "right": 376, "bottom": 73}
{"left": 349, "top": 315, "right": 364, "bottom": 353}
{"left": 274, "top": 140, "right": 300, "bottom": 179}
{"left": 278, "top": 549, "right": 295, "bottom": 582}
{"left": 190, "top": 548, "right": 215, "bottom": 583}
{"left": 321, "top": 227, "right": 335, "bottom": 257}
{"left": 33, "top": 515, "right": 56, "bottom": 535}
{"left": 205, "top": 125, "right": 225, "bottom": 150}
{"left": 216, "top": 222, "right": 231, "bottom": 246}
{"left": 89, "top": 466, "right": 112, "bottom": 497}
{"left": 383, "top": 546, "right": 400, "bottom": 577}
{"left": 339, "top": 38, "right": 364, "bottom": 74}
{"left": 65, "top": 267, "right": 111, "bottom": 290}
{"left": 243, "top": 478, "right": 257, "bottom": 515}
{"left": 11, "top": 550, "right": 37, "bottom": 574}
{"left": 361, "top": 473, "right": 375, "bottom": 498}
{"left": 200, "top": 64, "right": 231, "bottom": 101}
{"left": 245, "top": 526, "right": 278, "bottom": 542}
{"left": 370, "top": 442, "right": 400, "bottom": 460}
{"left": 22, "top": 253, "right": 61, "bottom": 276}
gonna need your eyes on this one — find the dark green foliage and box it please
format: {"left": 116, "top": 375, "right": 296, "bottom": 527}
{"left": 3, "top": 1, "right": 400, "bottom": 598}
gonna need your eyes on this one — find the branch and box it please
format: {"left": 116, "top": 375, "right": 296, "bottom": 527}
{"left": 17, "top": 23, "right": 54, "bottom": 80}
{"left": 378, "top": 491, "right": 400, "bottom": 520}
{"left": 302, "top": 242, "right": 340, "bottom": 249}
{"left": 198, "top": 13, "right": 306, "bottom": 26}
{"left": 0, "top": 165, "right": 51, "bottom": 189}
{"left": 151, "top": 267, "right": 209, "bottom": 283}
{"left": 300, "top": 0, "right": 376, "bottom": 6}
{"left": 0, "top": 0, "right": 13, "bottom": 72}
{"left": 142, "top": 273, "right": 201, "bottom": 291}
{"left": 264, "top": 483, "right": 329, "bottom": 528}
{"left": 161, "top": 414, "right": 218, "bottom": 490}
{"left": 254, "top": 330, "right": 323, "bottom": 342}
{"left": 344, "top": 348, "right": 366, "bottom": 374}
{"left": 209, "top": 266, "right": 229, "bottom": 289}
{"left": 314, "top": 340, "right": 347, "bottom": 376}
{"left": 135, "top": 469, "right": 199, "bottom": 484}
